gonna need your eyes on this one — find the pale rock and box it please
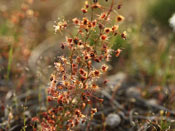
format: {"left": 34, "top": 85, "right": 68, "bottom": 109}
{"left": 147, "top": 99, "right": 158, "bottom": 106}
{"left": 105, "top": 113, "right": 121, "bottom": 128}
{"left": 126, "top": 87, "right": 140, "bottom": 97}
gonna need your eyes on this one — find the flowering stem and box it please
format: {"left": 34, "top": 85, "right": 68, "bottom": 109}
{"left": 105, "top": 0, "right": 115, "bottom": 20}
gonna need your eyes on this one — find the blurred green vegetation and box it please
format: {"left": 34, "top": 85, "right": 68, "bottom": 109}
{"left": 0, "top": 23, "right": 9, "bottom": 35}
{"left": 109, "top": 34, "right": 131, "bottom": 68}
{"left": 149, "top": 0, "right": 175, "bottom": 27}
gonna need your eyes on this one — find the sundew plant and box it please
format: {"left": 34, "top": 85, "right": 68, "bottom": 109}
{"left": 32, "top": 0, "right": 126, "bottom": 130}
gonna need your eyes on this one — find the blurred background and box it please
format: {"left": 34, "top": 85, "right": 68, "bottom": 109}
{"left": 0, "top": 0, "right": 175, "bottom": 130}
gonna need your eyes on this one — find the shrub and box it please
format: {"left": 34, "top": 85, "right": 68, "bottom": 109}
{"left": 33, "top": 0, "right": 127, "bottom": 130}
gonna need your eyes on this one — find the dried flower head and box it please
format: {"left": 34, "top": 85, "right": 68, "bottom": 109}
{"left": 81, "top": 8, "right": 88, "bottom": 14}
{"left": 101, "top": 64, "right": 108, "bottom": 72}
{"left": 115, "top": 49, "right": 122, "bottom": 57}
{"left": 100, "top": 34, "right": 108, "bottom": 41}
{"left": 116, "top": 15, "right": 125, "bottom": 22}
{"left": 54, "top": 19, "right": 67, "bottom": 33}
{"left": 93, "top": 70, "right": 100, "bottom": 77}
{"left": 92, "top": 20, "right": 97, "bottom": 27}
{"left": 121, "top": 31, "right": 127, "bottom": 39}
{"left": 72, "top": 17, "right": 80, "bottom": 25}
{"left": 104, "top": 28, "right": 111, "bottom": 33}
{"left": 91, "top": 108, "right": 97, "bottom": 115}
{"left": 112, "top": 25, "right": 119, "bottom": 32}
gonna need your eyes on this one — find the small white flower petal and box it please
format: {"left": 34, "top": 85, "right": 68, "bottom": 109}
{"left": 169, "top": 13, "right": 175, "bottom": 32}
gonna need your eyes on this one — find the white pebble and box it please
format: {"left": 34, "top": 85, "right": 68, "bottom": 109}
{"left": 105, "top": 113, "right": 121, "bottom": 128}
